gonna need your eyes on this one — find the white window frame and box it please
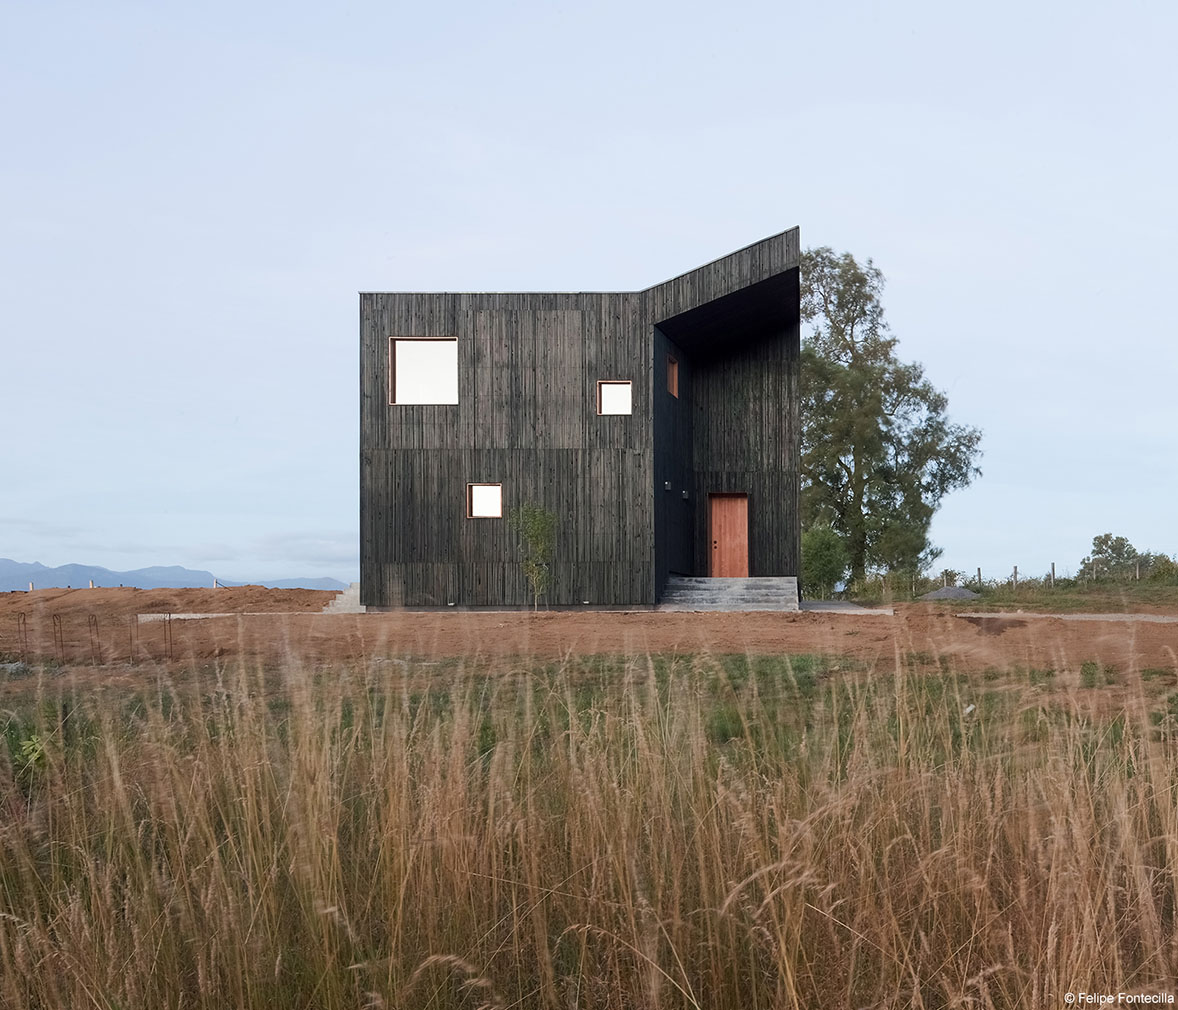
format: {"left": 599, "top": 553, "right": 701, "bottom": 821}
{"left": 466, "top": 482, "right": 503, "bottom": 519}
{"left": 596, "top": 380, "right": 632, "bottom": 416}
{"left": 389, "top": 337, "right": 459, "bottom": 405}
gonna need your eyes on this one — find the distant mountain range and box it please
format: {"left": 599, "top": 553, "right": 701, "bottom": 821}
{"left": 0, "top": 559, "right": 349, "bottom": 593}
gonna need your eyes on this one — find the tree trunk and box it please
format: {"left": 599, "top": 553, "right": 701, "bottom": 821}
{"left": 848, "top": 526, "right": 868, "bottom": 584}
{"left": 847, "top": 446, "right": 868, "bottom": 582}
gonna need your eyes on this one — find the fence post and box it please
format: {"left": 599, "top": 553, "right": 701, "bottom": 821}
{"left": 1051, "top": 562, "right": 1056, "bottom": 589}
{"left": 52, "top": 614, "right": 65, "bottom": 664}
{"left": 1013, "top": 565, "right": 1018, "bottom": 591}
{"left": 88, "top": 614, "right": 101, "bottom": 665}
{"left": 976, "top": 567, "right": 982, "bottom": 587}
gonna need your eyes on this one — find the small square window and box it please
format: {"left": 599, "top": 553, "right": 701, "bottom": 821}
{"left": 596, "top": 380, "right": 632, "bottom": 415}
{"left": 390, "top": 338, "right": 458, "bottom": 404}
{"left": 467, "top": 483, "right": 502, "bottom": 518}
{"left": 667, "top": 356, "right": 679, "bottom": 397}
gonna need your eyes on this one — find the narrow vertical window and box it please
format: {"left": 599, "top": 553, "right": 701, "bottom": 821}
{"left": 596, "top": 380, "right": 632, "bottom": 415}
{"left": 667, "top": 356, "right": 679, "bottom": 397}
{"left": 389, "top": 338, "right": 459, "bottom": 404}
{"left": 467, "top": 483, "right": 502, "bottom": 518}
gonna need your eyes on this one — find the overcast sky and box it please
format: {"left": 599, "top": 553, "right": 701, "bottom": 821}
{"left": 4, "top": 0, "right": 1175, "bottom": 583}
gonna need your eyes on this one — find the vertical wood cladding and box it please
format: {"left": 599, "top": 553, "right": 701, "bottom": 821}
{"left": 653, "top": 264, "right": 801, "bottom": 585}
{"left": 361, "top": 229, "right": 800, "bottom": 608}
{"left": 653, "top": 327, "right": 695, "bottom": 594}
{"left": 690, "top": 305, "right": 801, "bottom": 580}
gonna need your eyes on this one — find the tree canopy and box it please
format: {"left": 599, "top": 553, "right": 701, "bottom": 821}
{"left": 1079, "top": 533, "right": 1138, "bottom": 579}
{"left": 800, "top": 247, "right": 982, "bottom": 583}
{"left": 1077, "top": 533, "right": 1174, "bottom": 581}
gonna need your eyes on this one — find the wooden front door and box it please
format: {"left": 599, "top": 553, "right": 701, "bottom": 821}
{"left": 708, "top": 494, "right": 749, "bottom": 577}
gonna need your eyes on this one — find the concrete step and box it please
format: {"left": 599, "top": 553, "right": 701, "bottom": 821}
{"left": 663, "top": 576, "right": 799, "bottom": 592}
{"left": 659, "top": 603, "right": 799, "bottom": 612}
{"left": 661, "top": 596, "right": 794, "bottom": 602}
{"left": 658, "top": 576, "right": 799, "bottom": 612}
{"left": 322, "top": 582, "right": 367, "bottom": 614}
{"left": 660, "top": 590, "right": 795, "bottom": 599}
{"left": 665, "top": 577, "right": 796, "bottom": 587}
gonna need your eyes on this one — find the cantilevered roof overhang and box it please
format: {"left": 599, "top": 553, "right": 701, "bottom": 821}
{"left": 644, "top": 227, "right": 800, "bottom": 357}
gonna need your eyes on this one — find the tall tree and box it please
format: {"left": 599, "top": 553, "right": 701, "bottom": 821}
{"left": 1078, "top": 533, "right": 1139, "bottom": 579}
{"left": 800, "top": 247, "right": 982, "bottom": 582}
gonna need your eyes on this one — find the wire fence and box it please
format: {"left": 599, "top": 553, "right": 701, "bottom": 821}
{"left": 847, "top": 559, "right": 1178, "bottom": 603}
{"left": 6, "top": 612, "right": 176, "bottom": 666}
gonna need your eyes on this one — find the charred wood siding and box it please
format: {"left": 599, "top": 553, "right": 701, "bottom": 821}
{"left": 361, "top": 292, "right": 653, "bottom": 607}
{"left": 652, "top": 326, "right": 694, "bottom": 594}
{"left": 690, "top": 317, "right": 800, "bottom": 580}
{"left": 360, "top": 228, "right": 801, "bottom": 608}
{"left": 644, "top": 229, "right": 800, "bottom": 323}
{"left": 652, "top": 252, "right": 801, "bottom": 586}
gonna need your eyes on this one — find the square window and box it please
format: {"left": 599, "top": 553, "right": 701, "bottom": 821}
{"left": 596, "top": 380, "right": 632, "bottom": 415}
{"left": 667, "top": 356, "right": 679, "bottom": 397}
{"left": 390, "top": 338, "right": 458, "bottom": 404}
{"left": 467, "top": 482, "right": 502, "bottom": 518}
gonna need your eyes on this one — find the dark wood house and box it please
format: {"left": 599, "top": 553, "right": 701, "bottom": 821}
{"left": 360, "top": 228, "right": 800, "bottom": 609}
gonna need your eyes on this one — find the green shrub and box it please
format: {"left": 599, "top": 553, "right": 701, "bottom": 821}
{"left": 508, "top": 502, "right": 557, "bottom": 610}
{"left": 801, "top": 525, "right": 848, "bottom": 599}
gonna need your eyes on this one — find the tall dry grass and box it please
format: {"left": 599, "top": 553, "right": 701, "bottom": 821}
{"left": 1, "top": 652, "right": 1176, "bottom": 1009}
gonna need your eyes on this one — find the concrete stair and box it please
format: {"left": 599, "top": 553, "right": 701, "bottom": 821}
{"left": 657, "top": 576, "right": 800, "bottom": 612}
{"left": 322, "top": 582, "right": 366, "bottom": 614}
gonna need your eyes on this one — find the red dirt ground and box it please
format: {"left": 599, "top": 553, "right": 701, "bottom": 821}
{"left": 1, "top": 587, "right": 1176, "bottom": 680}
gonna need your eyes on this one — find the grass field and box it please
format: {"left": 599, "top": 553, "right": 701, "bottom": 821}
{"left": 2, "top": 650, "right": 1177, "bottom": 1009}
{"left": 851, "top": 575, "right": 1178, "bottom": 612}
